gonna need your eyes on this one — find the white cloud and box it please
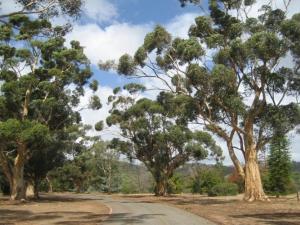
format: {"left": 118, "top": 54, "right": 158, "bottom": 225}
{"left": 264, "top": 0, "right": 300, "bottom": 18}
{"left": 65, "top": 22, "right": 152, "bottom": 64}
{"left": 78, "top": 85, "right": 145, "bottom": 141}
{"left": 290, "top": 133, "right": 300, "bottom": 162}
{"left": 83, "top": 0, "right": 118, "bottom": 23}
{"left": 67, "top": 12, "right": 199, "bottom": 134}
{"left": 166, "top": 13, "right": 198, "bottom": 38}
{"left": 78, "top": 85, "right": 118, "bottom": 140}
{"left": 231, "top": 0, "right": 300, "bottom": 19}
{"left": 65, "top": 12, "right": 199, "bottom": 66}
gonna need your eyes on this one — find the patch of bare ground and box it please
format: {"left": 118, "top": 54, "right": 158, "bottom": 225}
{"left": 114, "top": 193, "right": 300, "bottom": 225}
{"left": 0, "top": 193, "right": 110, "bottom": 225}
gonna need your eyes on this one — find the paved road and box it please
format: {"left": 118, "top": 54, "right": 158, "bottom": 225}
{"left": 97, "top": 195, "right": 216, "bottom": 225}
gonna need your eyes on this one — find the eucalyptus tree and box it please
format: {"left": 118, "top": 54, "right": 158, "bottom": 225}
{"left": 0, "top": 15, "right": 99, "bottom": 200}
{"left": 105, "top": 85, "right": 222, "bottom": 196}
{"left": 87, "top": 141, "right": 120, "bottom": 193}
{"left": 101, "top": 0, "right": 300, "bottom": 201}
{"left": 24, "top": 124, "right": 94, "bottom": 198}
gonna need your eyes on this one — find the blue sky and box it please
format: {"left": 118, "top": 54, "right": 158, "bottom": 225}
{"left": 114, "top": 0, "right": 202, "bottom": 24}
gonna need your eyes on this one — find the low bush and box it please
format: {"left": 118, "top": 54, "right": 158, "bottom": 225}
{"left": 208, "top": 182, "right": 238, "bottom": 196}
{"left": 167, "top": 173, "right": 184, "bottom": 194}
{"left": 192, "top": 167, "right": 223, "bottom": 194}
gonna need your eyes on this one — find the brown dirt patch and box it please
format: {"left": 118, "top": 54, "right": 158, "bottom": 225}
{"left": 113, "top": 194, "right": 300, "bottom": 225}
{"left": 0, "top": 193, "right": 110, "bottom": 225}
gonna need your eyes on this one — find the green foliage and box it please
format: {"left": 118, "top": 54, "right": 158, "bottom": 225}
{"left": 48, "top": 140, "right": 122, "bottom": 193}
{"left": 87, "top": 141, "right": 121, "bottom": 193}
{"left": 208, "top": 182, "right": 239, "bottom": 196}
{"left": 291, "top": 172, "right": 300, "bottom": 192}
{"left": 0, "top": 15, "right": 98, "bottom": 198}
{"left": 123, "top": 83, "right": 146, "bottom": 94}
{"left": 106, "top": 89, "right": 222, "bottom": 195}
{"left": 267, "top": 135, "right": 293, "bottom": 195}
{"left": 191, "top": 166, "right": 224, "bottom": 194}
{"left": 0, "top": 170, "right": 9, "bottom": 195}
{"left": 120, "top": 174, "right": 139, "bottom": 194}
{"left": 227, "top": 170, "right": 245, "bottom": 193}
{"left": 0, "top": 119, "right": 50, "bottom": 145}
{"left": 95, "top": 121, "right": 104, "bottom": 131}
{"left": 118, "top": 54, "right": 136, "bottom": 75}
{"left": 89, "top": 80, "right": 99, "bottom": 92}
{"left": 89, "top": 95, "right": 102, "bottom": 110}
{"left": 167, "top": 173, "right": 184, "bottom": 194}
{"left": 144, "top": 25, "right": 171, "bottom": 54}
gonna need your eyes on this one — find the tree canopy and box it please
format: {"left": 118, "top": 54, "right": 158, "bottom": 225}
{"left": 106, "top": 86, "right": 222, "bottom": 196}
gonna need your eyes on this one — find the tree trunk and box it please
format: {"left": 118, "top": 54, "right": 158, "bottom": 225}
{"left": 154, "top": 177, "right": 168, "bottom": 196}
{"left": 46, "top": 176, "right": 53, "bottom": 193}
{"left": 26, "top": 182, "right": 35, "bottom": 198}
{"left": 227, "top": 141, "right": 245, "bottom": 179}
{"left": 10, "top": 143, "right": 27, "bottom": 201}
{"left": 10, "top": 164, "right": 26, "bottom": 200}
{"left": 108, "top": 165, "right": 112, "bottom": 194}
{"left": 33, "top": 179, "right": 40, "bottom": 199}
{"left": 244, "top": 148, "right": 269, "bottom": 202}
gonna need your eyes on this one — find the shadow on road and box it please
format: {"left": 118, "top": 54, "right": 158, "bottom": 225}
{"left": 104, "top": 212, "right": 165, "bottom": 224}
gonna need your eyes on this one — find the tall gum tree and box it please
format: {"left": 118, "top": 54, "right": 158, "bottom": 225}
{"left": 0, "top": 15, "right": 99, "bottom": 200}
{"left": 105, "top": 85, "right": 223, "bottom": 196}
{"left": 100, "top": 0, "right": 300, "bottom": 201}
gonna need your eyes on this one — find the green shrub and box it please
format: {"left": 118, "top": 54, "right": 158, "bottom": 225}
{"left": 208, "top": 182, "right": 238, "bottom": 196}
{"left": 292, "top": 172, "right": 300, "bottom": 191}
{"left": 192, "top": 167, "right": 223, "bottom": 194}
{"left": 268, "top": 135, "right": 293, "bottom": 196}
{"left": 0, "top": 171, "right": 10, "bottom": 195}
{"left": 120, "top": 175, "right": 139, "bottom": 194}
{"left": 167, "top": 173, "right": 184, "bottom": 194}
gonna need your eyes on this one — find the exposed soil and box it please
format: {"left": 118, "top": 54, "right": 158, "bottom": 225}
{"left": 1, "top": 193, "right": 300, "bottom": 225}
{"left": 113, "top": 193, "right": 300, "bottom": 225}
{"left": 0, "top": 193, "right": 110, "bottom": 225}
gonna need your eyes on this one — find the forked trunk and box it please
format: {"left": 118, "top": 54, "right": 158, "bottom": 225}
{"left": 244, "top": 147, "right": 269, "bottom": 202}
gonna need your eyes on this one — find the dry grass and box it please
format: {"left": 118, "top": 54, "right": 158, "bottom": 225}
{"left": 0, "top": 193, "right": 110, "bottom": 225}
{"left": 115, "top": 193, "right": 300, "bottom": 225}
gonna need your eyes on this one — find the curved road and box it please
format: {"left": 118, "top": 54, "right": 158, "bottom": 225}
{"left": 96, "top": 195, "right": 216, "bottom": 225}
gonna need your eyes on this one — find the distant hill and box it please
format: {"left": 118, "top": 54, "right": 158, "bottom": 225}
{"left": 292, "top": 161, "right": 300, "bottom": 173}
